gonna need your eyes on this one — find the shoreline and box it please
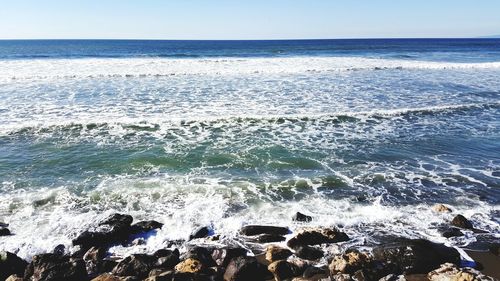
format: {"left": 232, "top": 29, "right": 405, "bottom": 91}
{"left": 1, "top": 207, "right": 499, "bottom": 281}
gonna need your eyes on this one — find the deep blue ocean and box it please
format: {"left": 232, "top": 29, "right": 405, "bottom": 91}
{"left": 0, "top": 39, "right": 499, "bottom": 258}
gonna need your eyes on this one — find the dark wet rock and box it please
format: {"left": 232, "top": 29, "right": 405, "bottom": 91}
{"left": 287, "top": 227, "right": 349, "bottom": 249}
{"left": 148, "top": 268, "right": 172, "bottom": 277}
{"left": 268, "top": 260, "right": 302, "bottom": 281}
{"left": 294, "top": 245, "right": 324, "bottom": 260}
{"left": 83, "top": 246, "right": 108, "bottom": 275}
{"left": 0, "top": 251, "right": 28, "bottom": 281}
{"left": 427, "top": 262, "right": 496, "bottom": 281}
{"left": 223, "top": 256, "right": 272, "bottom": 281}
{"left": 440, "top": 227, "right": 464, "bottom": 238}
{"left": 0, "top": 227, "right": 11, "bottom": 236}
{"left": 145, "top": 270, "right": 175, "bottom": 281}
{"left": 156, "top": 252, "right": 180, "bottom": 270}
{"left": 265, "top": 245, "right": 293, "bottom": 263}
{"left": 112, "top": 254, "right": 157, "bottom": 278}
{"left": 451, "top": 214, "right": 473, "bottom": 229}
{"left": 240, "top": 225, "right": 289, "bottom": 236}
{"left": 212, "top": 247, "right": 247, "bottom": 268}
{"left": 292, "top": 212, "right": 312, "bottom": 222}
{"left": 373, "top": 239, "right": 461, "bottom": 274}
{"left": 302, "top": 266, "right": 328, "bottom": 279}
{"left": 489, "top": 243, "right": 500, "bottom": 256}
{"left": 189, "top": 226, "right": 211, "bottom": 240}
{"left": 130, "top": 220, "right": 163, "bottom": 235}
{"left": 101, "top": 259, "right": 119, "bottom": 274}
{"left": 183, "top": 247, "right": 217, "bottom": 267}
{"left": 251, "top": 234, "right": 286, "bottom": 243}
{"left": 72, "top": 213, "right": 138, "bottom": 249}
{"left": 154, "top": 248, "right": 180, "bottom": 258}
{"left": 24, "top": 253, "right": 87, "bottom": 281}
{"left": 73, "top": 215, "right": 139, "bottom": 249}
{"left": 52, "top": 244, "right": 66, "bottom": 256}
{"left": 73, "top": 229, "right": 129, "bottom": 249}
{"left": 99, "top": 213, "right": 133, "bottom": 228}
{"left": 433, "top": 204, "right": 452, "bottom": 213}
{"left": 174, "top": 258, "right": 206, "bottom": 274}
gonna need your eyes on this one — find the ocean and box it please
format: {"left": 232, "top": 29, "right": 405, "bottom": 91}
{"left": 0, "top": 39, "right": 499, "bottom": 259}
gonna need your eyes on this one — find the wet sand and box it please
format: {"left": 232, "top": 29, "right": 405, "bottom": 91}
{"left": 466, "top": 250, "right": 500, "bottom": 279}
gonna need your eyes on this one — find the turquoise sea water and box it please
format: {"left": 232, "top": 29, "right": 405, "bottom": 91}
{"left": 0, "top": 39, "right": 499, "bottom": 258}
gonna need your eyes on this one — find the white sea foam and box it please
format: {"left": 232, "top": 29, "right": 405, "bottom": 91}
{"left": 0, "top": 174, "right": 498, "bottom": 260}
{"left": 1, "top": 56, "right": 500, "bottom": 81}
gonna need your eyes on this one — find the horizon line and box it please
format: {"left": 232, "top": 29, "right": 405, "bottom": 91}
{"left": 0, "top": 36, "right": 499, "bottom": 41}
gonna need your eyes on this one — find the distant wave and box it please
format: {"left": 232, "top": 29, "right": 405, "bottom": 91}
{"left": 2, "top": 102, "right": 498, "bottom": 136}
{"left": 1, "top": 56, "right": 500, "bottom": 81}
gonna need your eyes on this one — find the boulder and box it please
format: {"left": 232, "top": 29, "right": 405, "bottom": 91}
{"left": 251, "top": 234, "right": 286, "bottom": 243}
{"left": 129, "top": 220, "right": 163, "bottom": 235}
{"left": 329, "top": 250, "right": 372, "bottom": 275}
{"left": 91, "top": 273, "right": 139, "bottom": 281}
{"left": 24, "top": 253, "right": 87, "bottom": 281}
{"left": 73, "top": 214, "right": 136, "bottom": 249}
{"left": 189, "top": 226, "right": 211, "bottom": 240}
{"left": 73, "top": 229, "right": 129, "bottom": 249}
{"left": 294, "top": 246, "right": 324, "bottom": 260}
{"left": 439, "top": 227, "right": 464, "bottom": 238}
{"left": 83, "top": 246, "right": 108, "bottom": 275}
{"left": 223, "top": 256, "right": 272, "bottom": 281}
{"left": 145, "top": 270, "right": 175, "bottom": 281}
{"left": 428, "top": 263, "right": 496, "bottom": 281}
{"left": 174, "top": 258, "right": 206, "bottom": 273}
{"left": 265, "top": 246, "right": 293, "bottom": 263}
{"left": 302, "top": 266, "right": 328, "bottom": 279}
{"left": 373, "top": 239, "right": 461, "bottom": 274}
{"left": 156, "top": 253, "right": 180, "bottom": 270}
{"left": 292, "top": 212, "right": 312, "bottom": 222}
{"left": 489, "top": 243, "right": 499, "bottom": 256}
{"left": 112, "top": 254, "right": 157, "bottom": 278}
{"left": 183, "top": 247, "right": 217, "bottom": 267}
{"left": 240, "top": 225, "right": 289, "bottom": 236}
{"left": 330, "top": 250, "right": 390, "bottom": 281}
{"left": 53, "top": 244, "right": 66, "bottom": 256}
{"left": 0, "top": 251, "right": 28, "bottom": 281}
{"left": 0, "top": 227, "right": 11, "bottom": 236}
{"left": 451, "top": 215, "right": 473, "bottom": 229}
{"left": 330, "top": 273, "right": 352, "bottom": 281}
{"left": 287, "top": 227, "right": 349, "bottom": 249}
{"left": 379, "top": 274, "right": 408, "bottom": 281}
{"left": 5, "top": 275, "right": 23, "bottom": 281}
{"left": 154, "top": 248, "right": 180, "bottom": 258}
{"left": 99, "top": 213, "right": 133, "bottom": 228}
{"left": 433, "top": 204, "right": 452, "bottom": 213}
{"left": 268, "top": 260, "right": 302, "bottom": 281}
{"left": 212, "top": 247, "right": 248, "bottom": 268}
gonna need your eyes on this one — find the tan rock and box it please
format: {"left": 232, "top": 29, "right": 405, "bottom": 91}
{"left": 265, "top": 245, "right": 293, "bottom": 262}
{"left": 5, "top": 275, "right": 23, "bottom": 281}
{"left": 433, "top": 204, "right": 452, "bottom": 213}
{"left": 428, "top": 263, "right": 496, "bottom": 281}
{"left": 174, "top": 258, "right": 204, "bottom": 273}
{"left": 329, "top": 250, "right": 372, "bottom": 275}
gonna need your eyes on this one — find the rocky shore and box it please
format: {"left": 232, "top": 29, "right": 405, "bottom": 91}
{"left": 1, "top": 205, "right": 498, "bottom": 281}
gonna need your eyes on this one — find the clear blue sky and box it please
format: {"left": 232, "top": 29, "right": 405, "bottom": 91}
{"left": 0, "top": 0, "right": 499, "bottom": 39}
